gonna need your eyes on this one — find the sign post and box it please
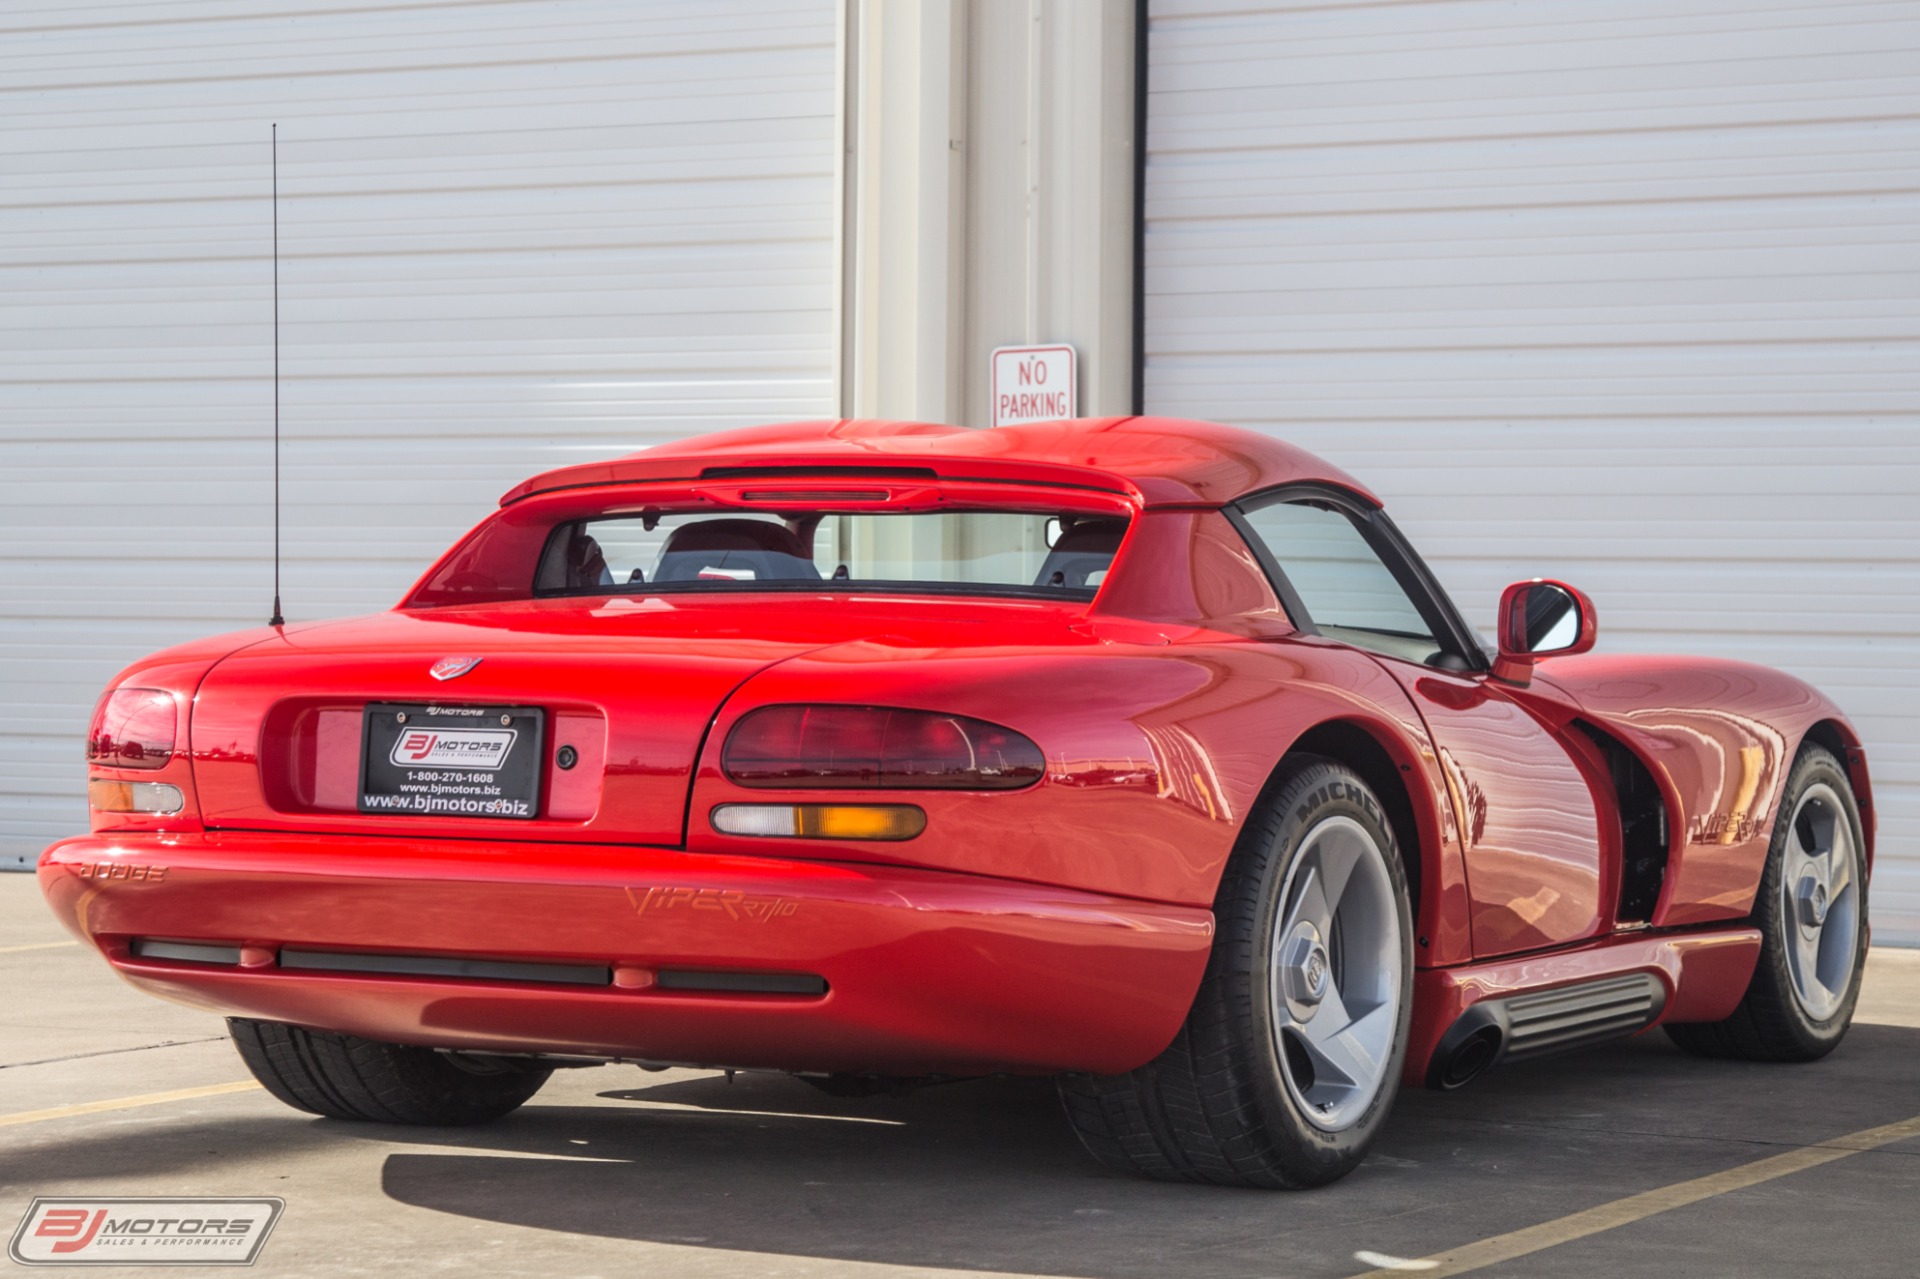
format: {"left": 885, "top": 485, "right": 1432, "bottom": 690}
{"left": 990, "top": 344, "right": 1077, "bottom": 428}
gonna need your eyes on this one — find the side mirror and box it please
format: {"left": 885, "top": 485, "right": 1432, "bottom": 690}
{"left": 1493, "top": 579, "right": 1596, "bottom": 685}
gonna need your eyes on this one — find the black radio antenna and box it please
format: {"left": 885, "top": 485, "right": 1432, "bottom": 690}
{"left": 269, "top": 122, "right": 285, "bottom": 628}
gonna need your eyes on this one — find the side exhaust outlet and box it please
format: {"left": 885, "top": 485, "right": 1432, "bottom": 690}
{"left": 1429, "top": 1007, "right": 1504, "bottom": 1090}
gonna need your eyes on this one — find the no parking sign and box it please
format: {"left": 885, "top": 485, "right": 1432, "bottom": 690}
{"left": 990, "top": 344, "right": 1076, "bottom": 427}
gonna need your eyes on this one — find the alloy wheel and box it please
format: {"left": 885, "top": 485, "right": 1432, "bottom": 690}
{"left": 1270, "top": 815, "right": 1403, "bottom": 1132}
{"left": 1778, "top": 781, "right": 1860, "bottom": 1022}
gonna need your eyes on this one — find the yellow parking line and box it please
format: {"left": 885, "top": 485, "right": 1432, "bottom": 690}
{"left": 1348, "top": 1112, "right": 1920, "bottom": 1278}
{"left": 0, "top": 1081, "right": 263, "bottom": 1129}
{"left": 0, "top": 940, "right": 80, "bottom": 954}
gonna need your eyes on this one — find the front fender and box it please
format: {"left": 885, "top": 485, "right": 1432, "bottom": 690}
{"left": 1536, "top": 653, "right": 1868, "bottom": 927}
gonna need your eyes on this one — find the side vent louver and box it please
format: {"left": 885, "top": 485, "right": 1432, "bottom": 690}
{"left": 1500, "top": 973, "right": 1665, "bottom": 1063}
{"left": 1573, "top": 719, "right": 1672, "bottom": 924}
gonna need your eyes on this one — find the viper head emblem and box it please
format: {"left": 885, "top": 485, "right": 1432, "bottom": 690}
{"left": 429, "top": 656, "right": 482, "bottom": 681}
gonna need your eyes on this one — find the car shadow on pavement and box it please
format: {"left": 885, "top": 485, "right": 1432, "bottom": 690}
{"left": 372, "top": 1023, "right": 1920, "bottom": 1279}
{"left": 0, "top": 1113, "right": 346, "bottom": 1188}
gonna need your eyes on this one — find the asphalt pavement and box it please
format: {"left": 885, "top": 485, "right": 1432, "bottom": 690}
{"left": 4, "top": 872, "right": 1917, "bottom": 1278}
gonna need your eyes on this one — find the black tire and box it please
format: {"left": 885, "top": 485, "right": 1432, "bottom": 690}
{"left": 229, "top": 1018, "right": 551, "bottom": 1125}
{"left": 1059, "top": 758, "right": 1414, "bottom": 1188}
{"left": 1665, "top": 744, "right": 1868, "bottom": 1062}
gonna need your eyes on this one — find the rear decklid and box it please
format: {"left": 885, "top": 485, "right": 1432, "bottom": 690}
{"left": 189, "top": 600, "right": 850, "bottom": 846}
{"left": 189, "top": 595, "right": 1089, "bottom": 847}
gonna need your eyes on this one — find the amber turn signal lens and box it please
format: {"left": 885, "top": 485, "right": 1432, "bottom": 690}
{"left": 88, "top": 779, "right": 185, "bottom": 815}
{"left": 711, "top": 803, "right": 926, "bottom": 841}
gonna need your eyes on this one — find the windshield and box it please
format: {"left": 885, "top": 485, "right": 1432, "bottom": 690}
{"left": 533, "top": 509, "right": 1127, "bottom": 599}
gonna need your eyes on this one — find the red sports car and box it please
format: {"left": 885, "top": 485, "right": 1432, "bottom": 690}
{"left": 43, "top": 417, "right": 1873, "bottom": 1188}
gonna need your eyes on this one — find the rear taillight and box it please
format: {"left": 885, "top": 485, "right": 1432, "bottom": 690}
{"left": 87, "top": 688, "right": 177, "bottom": 770}
{"left": 722, "top": 705, "right": 1045, "bottom": 791}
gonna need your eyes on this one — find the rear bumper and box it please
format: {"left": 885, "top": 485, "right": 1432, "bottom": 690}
{"left": 38, "top": 833, "right": 1214, "bottom": 1076}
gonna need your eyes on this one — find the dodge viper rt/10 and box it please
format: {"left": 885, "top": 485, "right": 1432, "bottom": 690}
{"left": 42, "top": 416, "right": 1873, "bottom": 1188}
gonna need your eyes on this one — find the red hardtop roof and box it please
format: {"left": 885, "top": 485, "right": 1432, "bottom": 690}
{"left": 500, "top": 417, "right": 1378, "bottom": 509}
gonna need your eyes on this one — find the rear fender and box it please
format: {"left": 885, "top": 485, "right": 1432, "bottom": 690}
{"left": 66, "top": 626, "right": 309, "bottom": 844}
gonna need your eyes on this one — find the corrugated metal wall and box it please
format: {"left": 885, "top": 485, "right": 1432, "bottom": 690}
{"left": 1143, "top": 0, "right": 1920, "bottom": 941}
{"left": 0, "top": 1, "right": 839, "bottom": 867}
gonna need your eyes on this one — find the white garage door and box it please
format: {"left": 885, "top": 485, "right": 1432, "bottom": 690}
{"left": 1144, "top": 0, "right": 1920, "bottom": 942}
{"left": 0, "top": 1, "right": 839, "bottom": 868}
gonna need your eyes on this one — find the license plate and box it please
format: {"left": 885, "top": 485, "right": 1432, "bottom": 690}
{"left": 359, "top": 703, "right": 545, "bottom": 820}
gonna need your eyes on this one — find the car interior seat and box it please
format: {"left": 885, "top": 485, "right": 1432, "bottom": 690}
{"left": 653, "top": 518, "right": 822, "bottom": 583}
{"left": 564, "top": 530, "right": 612, "bottom": 589}
{"left": 1033, "top": 518, "right": 1126, "bottom": 589}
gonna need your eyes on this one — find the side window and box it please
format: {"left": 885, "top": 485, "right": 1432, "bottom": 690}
{"left": 1239, "top": 498, "right": 1443, "bottom": 664}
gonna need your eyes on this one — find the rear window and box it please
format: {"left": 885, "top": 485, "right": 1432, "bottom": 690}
{"left": 532, "top": 510, "right": 1128, "bottom": 599}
